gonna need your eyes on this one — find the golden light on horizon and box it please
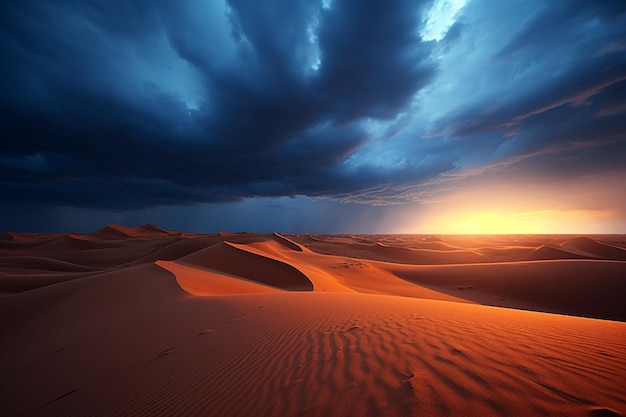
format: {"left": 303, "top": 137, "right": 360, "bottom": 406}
{"left": 418, "top": 209, "right": 616, "bottom": 234}
{"left": 402, "top": 178, "right": 626, "bottom": 235}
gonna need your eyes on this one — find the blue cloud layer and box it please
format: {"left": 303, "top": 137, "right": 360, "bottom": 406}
{"left": 1, "top": 0, "right": 625, "bottom": 213}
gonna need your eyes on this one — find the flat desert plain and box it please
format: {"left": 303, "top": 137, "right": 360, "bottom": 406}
{"left": 1, "top": 225, "right": 625, "bottom": 416}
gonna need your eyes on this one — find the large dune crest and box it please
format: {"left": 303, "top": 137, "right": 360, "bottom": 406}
{"left": 560, "top": 236, "right": 626, "bottom": 260}
{"left": 174, "top": 240, "right": 313, "bottom": 291}
{"left": 1, "top": 227, "right": 625, "bottom": 416}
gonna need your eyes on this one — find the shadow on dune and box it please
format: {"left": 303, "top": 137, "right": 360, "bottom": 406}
{"left": 178, "top": 241, "right": 313, "bottom": 291}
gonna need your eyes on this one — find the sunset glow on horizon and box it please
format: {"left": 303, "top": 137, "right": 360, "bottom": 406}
{"left": 418, "top": 209, "right": 617, "bottom": 235}
{"left": 401, "top": 174, "right": 626, "bottom": 235}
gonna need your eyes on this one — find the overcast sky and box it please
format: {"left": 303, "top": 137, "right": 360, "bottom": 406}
{"left": 1, "top": 0, "right": 625, "bottom": 233}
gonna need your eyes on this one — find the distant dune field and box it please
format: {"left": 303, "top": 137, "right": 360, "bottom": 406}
{"left": 1, "top": 226, "right": 625, "bottom": 416}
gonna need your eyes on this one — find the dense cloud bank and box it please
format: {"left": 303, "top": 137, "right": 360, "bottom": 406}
{"left": 1, "top": 0, "right": 625, "bottom": 211}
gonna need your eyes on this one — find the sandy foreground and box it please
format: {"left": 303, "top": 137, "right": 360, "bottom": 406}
{"left": 1, "top": 225, "right": 625, "bottom": 416}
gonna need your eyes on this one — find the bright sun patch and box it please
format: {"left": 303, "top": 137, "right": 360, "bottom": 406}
{"left": 444, "top": 211, "right": 547, "bottom": 234}
{"left": 421, "top": 209, "right": 614, "bottom": 234}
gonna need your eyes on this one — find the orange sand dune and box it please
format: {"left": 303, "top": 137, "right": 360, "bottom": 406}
{"left": 560, "top": 236, "right": 626, "bottom": 260}
{"left": 156, "top": 260, "right": 283, "bottom": 295}
{"left": 289, "top": 233, "right": 600, "bottom": 264}
{"left": 1, "top": 226, "right": 625, "bottom": 416}
{"left": 177, "top": 241, "right": 313, "bottom": 291}
{"left": 0, "top": 254, "right": 98, "bottom": 273}
{"left": 135, "top": 235, "right": 224, "bottom": 262}
{"left": 91, "top": 224, "right": 178, "bottom": 240}
{"left": 387, "top": 259, "right": 626, "bottom": 321}
{"left": 223, "top": 238, "right": 469, "bottom": 301}
{"left": 529, "top": 244, "right": 588, "bottom": 260}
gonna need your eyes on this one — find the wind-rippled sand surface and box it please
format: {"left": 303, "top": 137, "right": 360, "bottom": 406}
{"left": 1, "top": 226, "right": 625, "bottom": 416}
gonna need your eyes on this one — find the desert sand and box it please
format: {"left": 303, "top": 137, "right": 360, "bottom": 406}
{"left": 1, "top": 225, "right": 625, "bottom": 416}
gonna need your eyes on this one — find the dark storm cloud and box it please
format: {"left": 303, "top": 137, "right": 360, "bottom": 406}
{"left": 315, "top": 0, "right": 435, "bottom": 122}
{"left": 1, "top": 0, "right": 625, "bottom": 216}
{"left": 0, "top": 0, "right": 437, "bottom": 209}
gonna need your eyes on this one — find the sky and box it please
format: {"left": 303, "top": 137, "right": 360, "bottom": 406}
{"left": 1, "top": 0, "right": 625, "bottom": 234}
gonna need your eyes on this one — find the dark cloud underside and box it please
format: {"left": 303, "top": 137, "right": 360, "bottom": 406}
{"left": 0, "top": 0, "right": 625, "bottom": 215}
